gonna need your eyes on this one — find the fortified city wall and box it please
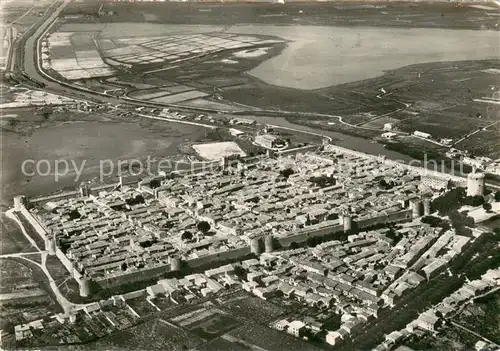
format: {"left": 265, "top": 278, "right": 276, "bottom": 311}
{"left": 324, "top": 144, "right": 468, "bottom": 186}
{"left": 12, "top": 143, "right": 453, "bottom": 297}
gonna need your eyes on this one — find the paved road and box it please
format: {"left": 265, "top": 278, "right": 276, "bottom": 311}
{"left": 0, "top": 251, "right": 44, "bottom": 259}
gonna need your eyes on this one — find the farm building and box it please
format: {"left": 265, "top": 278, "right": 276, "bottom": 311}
{"left": 413, "top": 131, "right": 432, "bottom": 139}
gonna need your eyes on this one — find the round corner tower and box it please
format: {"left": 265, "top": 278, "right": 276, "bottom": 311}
{"left": 78, "top": 276, "right": 92, "bottom": 297}
{"left": 170, "top": 256, "right": 181, "bottom": 272}
{"left": 250, "top": 236, "right": 262, "bottom": 255}
{"left": 466, "top": 172, "right": 485, "bottom": 197}
{"left": 410, "top": 199, "right": 422, "bottom": 219}
{"left": 13, "top": 195, "right": 27, "bottom": 211}
{"left": 264, "top": 234, "right": 274, "bottom": 253}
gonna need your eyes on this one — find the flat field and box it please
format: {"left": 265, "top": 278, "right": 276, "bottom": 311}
{"left": 72, "top": 318, "right": 204, "bottom": 351}
{"left": 0, "top": 259, "right": 38, "bottom": 294}
{"left": 219, "top": 294, "right": 286, "bottom": 324}
{"left": 186, "top": 311, "right": 242, "bottom": 341}
{"left": 229, "top": 323, "right": 323, "bottom": 351}
{"left": 193, "top": 141, "right": 246, "bottom": 161}
{"left": 454, "top": 291, "right": 500, "bottom": 343}
{"left": 43, "top": 29, "right": 114, "bottom": 80}
{"left": 458, "top": 126, "right": 500, "bottom": 158}
{"left": 63, "top": 2, "right": 500, "bottom": 31}
{"left": 0, "top": 258, "right": 56, "bottom": 333}
{"left": 0, "top": 214, "right": 36, "bottom": 254}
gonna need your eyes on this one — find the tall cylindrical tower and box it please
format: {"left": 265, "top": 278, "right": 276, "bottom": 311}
{"left": 45, "top": 237, "right": 56, "bottom": 256}
{"left": 250, "top": 237, "right": 261, "bottom": 256}
{"left": 79, "top": 277, "right": 91, "bottom": 297}
{"left": 79, "top": 183, "right": 91, "bottom": 197}
{"left": 170, "top": 256, "right": 181, "bottom": 272}
{"left": 342, "top": 215, "right": 352, "bottom": 232}
{"left": 264, "top": 234, "right": 274, "bottom": 253}
{"left": 467, "top": 172, "right": 485, "bottom": 197}
{"left": 423, "top": 198, "right": 431, "bottom": 216}
{"left": 410, "top": 199, "right": 422, "bottom": 219}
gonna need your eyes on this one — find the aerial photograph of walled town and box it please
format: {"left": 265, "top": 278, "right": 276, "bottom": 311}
{"left": 0, "top": 0, "right": 499, "bottom": 350}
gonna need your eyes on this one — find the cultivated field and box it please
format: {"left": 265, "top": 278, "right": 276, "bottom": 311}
{"left": 0, "top": 259, "right": 39, "bottom": 294}
{"left": 73, "top": 318, "right": 204, "bottom": 351}
{"left": 219, "top": 294, "right": 285, "bottom": 324}
{"left": 229, "top": 323, "right": 323, "bottom": 351}
{"left": 63, "top": 2, "right": 500, "bottom": 31}
{"left": 42, "top": 30, "right": 114, "bottom": 80}
{"left": 457, "top": 123, "right": 500, "bottom": 158}
{"left": 0, "top": 258, "right": 55, "bottom": 334}
{"left": 176, "top": 308, "right": 242, "bottom": 341}
{"left": 100, "top": 31, "right": 282, "bottom": 67}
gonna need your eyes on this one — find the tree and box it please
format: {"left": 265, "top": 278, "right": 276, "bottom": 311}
{"left": 309, "top": 175, "right": 336, "bottom": 188}
{"left": 494, "top": 191, "right": 500, "bottom": 202}
{"left": 431, "top": 188, "right": 466, "bottom": 215}
{"left": 41, "top": 106, "right": 53, "bottom": 120}
{"left": 326, "top": 213, "right": 338, "bottom": 221}
{"left": 126, "top": 194, "right": 145, "bottom": 206}
{"left": 378, "top": 179, "right": 394, "bottom": 189}
{"left": 483, "top": 203, "right": 492, "bottom": 212}
{"left": 233, "top": 265, "right": 247, "bottom": 279}
{"left": 68, "top": 209, "right": 81, "bottom": 220}
{"left": 306, "top": 236, "right": 318, "bottom": 247}
{"left": 449, "top": 210, "right": 475, "bottom": 236}
{"left": 385, "top": 227, "right": 403, "bottom": 244}
{"left": 181, "top": 231, "right": 193, "bottom": 241}
{"left": 305, "top": 214, "right": 312, "bottom": 226}
{"left": 197, "top": 221, "right": 211, "bottom": 233}
{"left": 421, "top": 216, "right": 450, "bottom": 230}
{"left": 464, "top": 195, "right": 485, "bottom": 207}
{"left": 280, "top": 168, "right": 294, "bottom": 179}
{"left": 150, "top": 179, "right": 161, "bottom": 189}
